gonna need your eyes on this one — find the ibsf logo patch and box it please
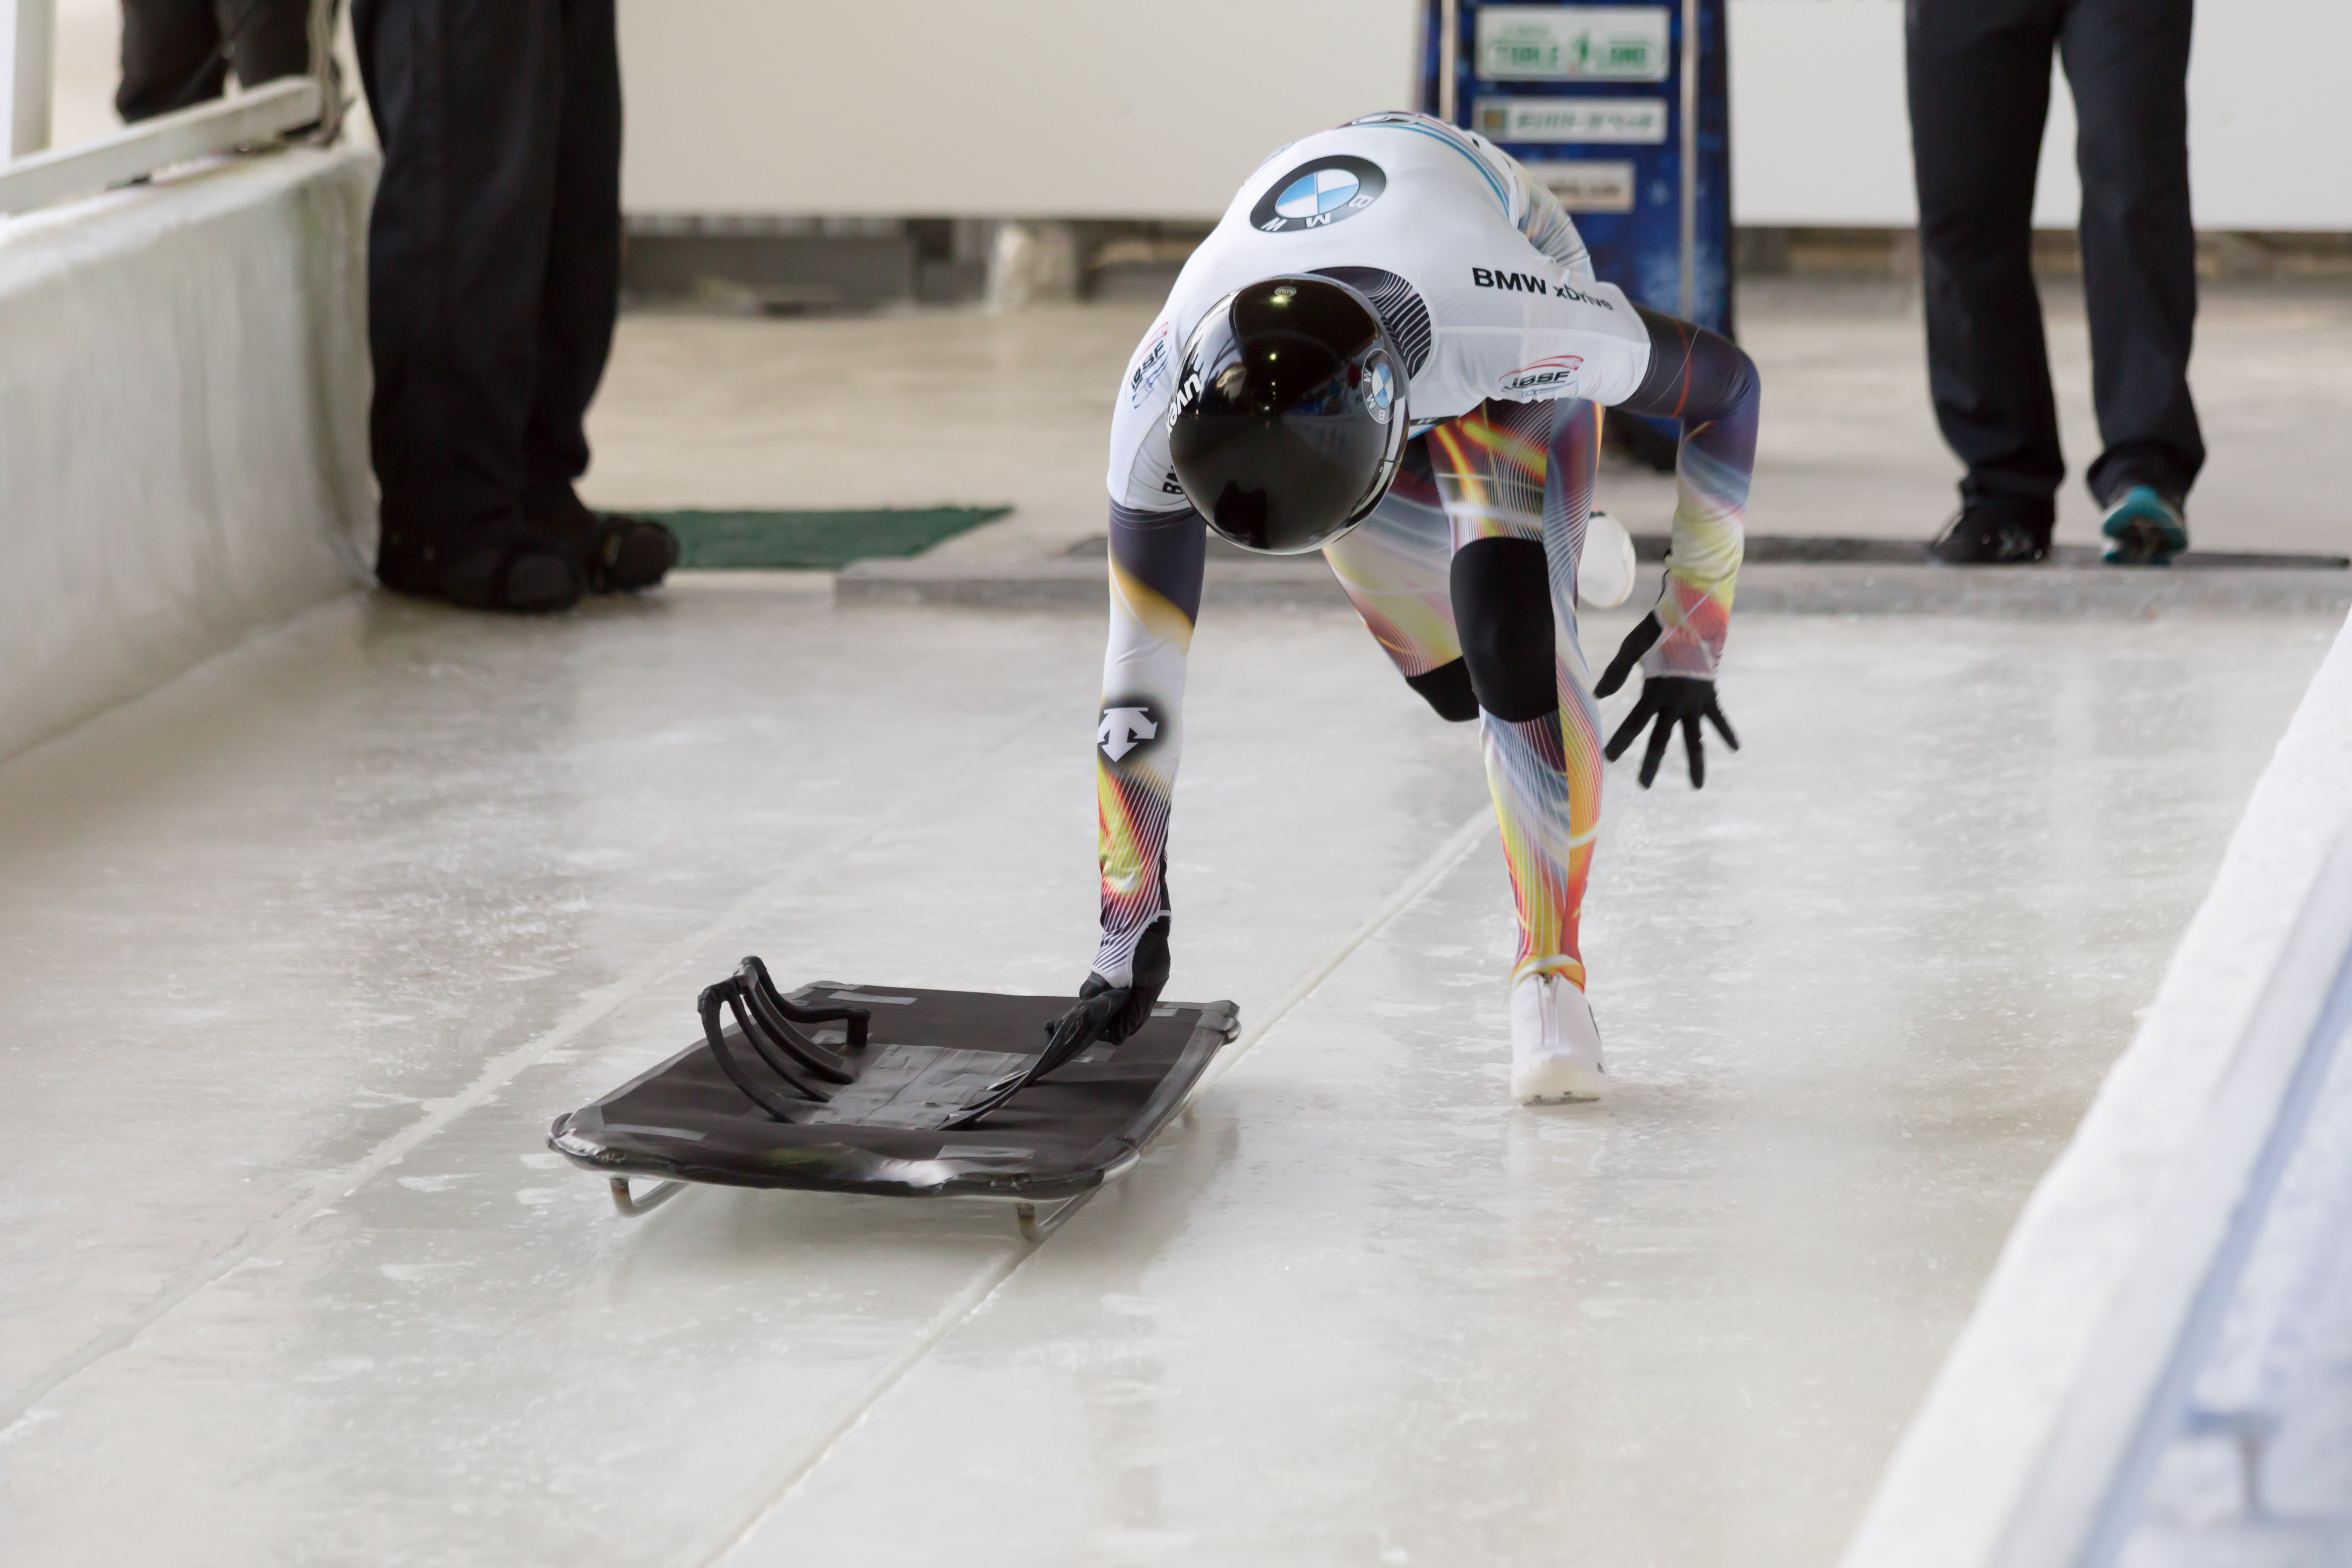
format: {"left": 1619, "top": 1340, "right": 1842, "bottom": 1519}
{"left": 1098, "top": 705, "right": 1161, "bottom": 762}
{"left": 1250, "top": 155, "right": 1387, "bottom": 234}
{"left": 1499, "top": 354, "right": 1585, "bottom": 394}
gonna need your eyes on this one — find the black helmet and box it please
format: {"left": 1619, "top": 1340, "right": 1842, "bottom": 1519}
{"left": 1166, "top": 276, "right": 1406, "bottom": 554}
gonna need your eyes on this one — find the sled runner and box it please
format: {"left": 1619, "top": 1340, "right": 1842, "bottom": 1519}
{"left": 548, "top": 958, "right": 1239, "bottom": 1239}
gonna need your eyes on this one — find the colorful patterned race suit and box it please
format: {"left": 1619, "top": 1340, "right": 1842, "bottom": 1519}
{"left": 1090, "top": 112, "right": 1757, "bottom": 998}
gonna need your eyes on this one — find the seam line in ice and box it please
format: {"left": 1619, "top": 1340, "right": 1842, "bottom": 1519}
{"left": 0, "top": 692, "right": 1072, "bottom": 1434}
{"left": 689, "top": 805, "right": 1497, "bottom": 1568}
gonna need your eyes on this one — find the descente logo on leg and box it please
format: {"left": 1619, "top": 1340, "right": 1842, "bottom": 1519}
{"left": 1098, "top": 705, "right": 1161, "bottom": 762}
{"left": 1471, "top": 268, "right": 1614, "bottom": 309}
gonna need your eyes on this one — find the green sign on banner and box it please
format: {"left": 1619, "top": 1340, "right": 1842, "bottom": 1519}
{"left": 1473, "top": 6, "right": 1672, "bottom": 82}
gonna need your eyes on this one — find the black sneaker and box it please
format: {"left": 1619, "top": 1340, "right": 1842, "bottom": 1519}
{"left": 2098, "top": 485, "right": 2189, "bottom": 566}
{"left": 1926, "top": 505, "right": 2052, "bottom": 565}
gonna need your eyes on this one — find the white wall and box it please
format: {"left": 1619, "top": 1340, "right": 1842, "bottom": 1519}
{"left": 1729, "top": 0, "right": 2352, "bottom": 230}
{"left": 619, "top": 0, "right": 2352, "bottom": 230}
{"left": 616, "top": 0, "right": 1424, "bottom": 219}
{"left": 0, "top": 149, "right": 375, "bottom": 763}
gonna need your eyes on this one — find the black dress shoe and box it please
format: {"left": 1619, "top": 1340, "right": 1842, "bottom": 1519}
{"left": 1926, "top": 505, "right": 2053, "bottom": 565}
{"left": 378, "top": 538, "right": 586, "bottom": 613}
{"left": 529, "top": 493, "right": 680, "bottom": 593}
{"left": 435, "top": 544, "right": 588, "bottom": 612}
{"left": 585, "top": 513, "right": 680, "bottom": 593}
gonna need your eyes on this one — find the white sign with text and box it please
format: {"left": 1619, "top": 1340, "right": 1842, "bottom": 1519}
{"left": 1474, "top": 96, "right": 1669, "bottom": 144}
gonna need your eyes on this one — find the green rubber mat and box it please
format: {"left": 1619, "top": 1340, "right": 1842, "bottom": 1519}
{"left": 638, "top": 507, "right": 1011, "bottom": 570}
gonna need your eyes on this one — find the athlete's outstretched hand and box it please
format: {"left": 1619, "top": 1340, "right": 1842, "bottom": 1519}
{"left": 1594, "top": 614, "right": 1740, "bottom": 789}
{"left": 1044, "top": 916, "right": 1170, "bottom": 1073}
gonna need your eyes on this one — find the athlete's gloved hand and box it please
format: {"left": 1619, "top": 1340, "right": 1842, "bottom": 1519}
{"left": 1594, "top": 614, "right": 1740, "bottom": 789}
{"left": 1043, "top": 916, "right": 1170, "bottom": 1071}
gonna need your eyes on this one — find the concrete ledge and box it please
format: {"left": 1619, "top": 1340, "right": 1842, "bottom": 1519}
{"left": 1841, "top": 609, "right": 2352, "bottom": 1568}
{"left": 836, "top": 557, "right": 1336, "bottom": 611}
{"left": 1733, "top": 563, "right": 2352, "bottom": 617}
{"left": 0, "top": 147, "right": 376, "bottom": 763}
{"left": 837, "top": 555, "right": 2352, "bottom": 617}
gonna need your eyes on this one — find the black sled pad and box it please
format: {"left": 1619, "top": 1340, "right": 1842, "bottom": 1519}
{"left": 549, "top": 964, "right": 1239, "bottom": 1216}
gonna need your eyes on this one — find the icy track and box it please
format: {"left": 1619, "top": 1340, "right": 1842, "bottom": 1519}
{"left": 0, "top": 580, "right": 2335, "bottom": 1567}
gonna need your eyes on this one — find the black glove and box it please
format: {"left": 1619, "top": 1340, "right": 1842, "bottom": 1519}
{"left": 1594, "top": 614, "right": 1740, "bottom": 789}
{"left": 1041, "top": 916, "right": 1170, "bottom": 1072}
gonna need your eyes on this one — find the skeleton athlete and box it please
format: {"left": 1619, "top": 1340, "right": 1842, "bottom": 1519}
{"left": 1057, "top": 112, "right": 1759, "bottom": 1103}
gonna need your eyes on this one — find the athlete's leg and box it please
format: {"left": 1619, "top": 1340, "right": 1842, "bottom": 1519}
{"left": 1542, "top": 399, "right": 1605, "bottom": 974}
{"left": 1322, "top": 436, "right": 1478, "bottom": 722}
{"left": 1429, "top": 399, "right": 1603, "bottom": 992}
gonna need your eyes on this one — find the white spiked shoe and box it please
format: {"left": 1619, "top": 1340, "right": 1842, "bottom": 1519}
{"left": 1510, "top": 973, "right": 1607, "bottom": 1103}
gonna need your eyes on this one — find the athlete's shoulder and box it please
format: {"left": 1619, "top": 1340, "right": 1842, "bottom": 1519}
{"left": 1105, "top": 312, "right": 1189, "bottom": 508}
{"left": 1331, "top": 112, "right": 1521, "bottom": 215}
{"left": 1229, "top": 113, "right": 1516, "bottom": 216}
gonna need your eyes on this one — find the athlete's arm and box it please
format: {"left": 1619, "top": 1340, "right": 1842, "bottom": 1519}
{"left": 1081, "top": 502, "right": 1204, "bottom": 1041}
{"left": 1592, "top": 307, "right": 1759, "bottom": 787}
{"left": 1066, "top": 315, "right": 1209, "bottom": 1041}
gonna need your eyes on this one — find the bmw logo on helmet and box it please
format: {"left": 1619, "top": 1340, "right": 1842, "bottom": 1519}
{"left": 1249, "top": 155, "right": 1387, "bottom": 235}
{"left": 1366, "top": 360, "right": 1395, "bottom": 424}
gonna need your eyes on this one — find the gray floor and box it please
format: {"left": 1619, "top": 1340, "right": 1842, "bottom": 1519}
{"left": 582, "top": 279, "right": 2352, "bottom": 562}
{"left": 0, "top": 580, "right": 2333, "bottom": 1565}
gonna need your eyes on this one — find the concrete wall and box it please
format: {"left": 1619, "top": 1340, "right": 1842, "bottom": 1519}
{"left": 0, "top": 147, "right": 376, "bottom": 764}
{"left": 615, "top": 0, "right": 2352, "bottom": 230}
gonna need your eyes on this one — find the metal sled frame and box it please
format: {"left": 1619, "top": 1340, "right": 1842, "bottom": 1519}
{"left": 603, "top": 1173, "right": 1121, "bottom": 1240}
{"left": 552, "top": 966, "right": 1238, "bottom": 1240}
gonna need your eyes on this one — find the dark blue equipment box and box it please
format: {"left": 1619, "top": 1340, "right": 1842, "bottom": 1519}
{"left": 1419, "top": 0, "right": 1733, "bottom": 339}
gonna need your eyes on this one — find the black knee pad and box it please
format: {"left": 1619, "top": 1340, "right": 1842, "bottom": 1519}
{"left": 1405, "top": 658, "right": 1479, "bottom": 723}
{"left": 1449, "top": 537, "right": 1556, "bottom": 723}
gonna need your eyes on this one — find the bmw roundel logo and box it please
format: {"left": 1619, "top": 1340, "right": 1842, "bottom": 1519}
{"left": 1366, "top": 360, "right": 1395, "bottom": 424}
{"left": 1249, "top": 155, "right": 1387, "bottom": 235}
{"left": 1278, "top": 167, "right": 1358, "bottom": 218}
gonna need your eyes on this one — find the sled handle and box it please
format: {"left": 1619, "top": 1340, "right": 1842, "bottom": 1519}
{"left": 734, "top": 958, "right": 863, "bottom": 1083}
{"left": 741, "top": 957, "right": 870, "bottom": 1049}
{"left": 700, "top": 981, "right": 821, "bottom": 1121}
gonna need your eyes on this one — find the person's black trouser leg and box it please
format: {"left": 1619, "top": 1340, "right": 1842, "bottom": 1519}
{"left": 119, "top": 0, "right": 228, "bottom": 120}
{"left": 119, "top": 0, "right": 322, "bottom": 123}
{"left": 1908, "top": 0, "right": 2066, "bottom": 524}
{"left": 522, "top": 0, "right": 622, "bottom": 522}
{"left": 2061, "top": 0, "right": 2202, "bottom": 505}
{"left": 355, "top": 0, "right": 621, "bottom": 588}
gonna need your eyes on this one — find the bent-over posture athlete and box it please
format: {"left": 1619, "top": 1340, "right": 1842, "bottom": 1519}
{"left": 1057, "top": 113, "right": 1760, "bottom": 1103}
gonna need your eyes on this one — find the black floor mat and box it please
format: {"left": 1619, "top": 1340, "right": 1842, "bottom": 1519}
{"left": 551, "top": 978, "right": 1239, "bottom": 1201}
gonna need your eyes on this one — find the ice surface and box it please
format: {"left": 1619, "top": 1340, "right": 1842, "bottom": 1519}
{"left": 0, "top": 581, "right": 2333, "bottom": 1565}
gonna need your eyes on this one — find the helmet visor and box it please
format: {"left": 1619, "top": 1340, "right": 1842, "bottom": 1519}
{"left": 1167, "top": 279, "right": 1406, "bottom": 554}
